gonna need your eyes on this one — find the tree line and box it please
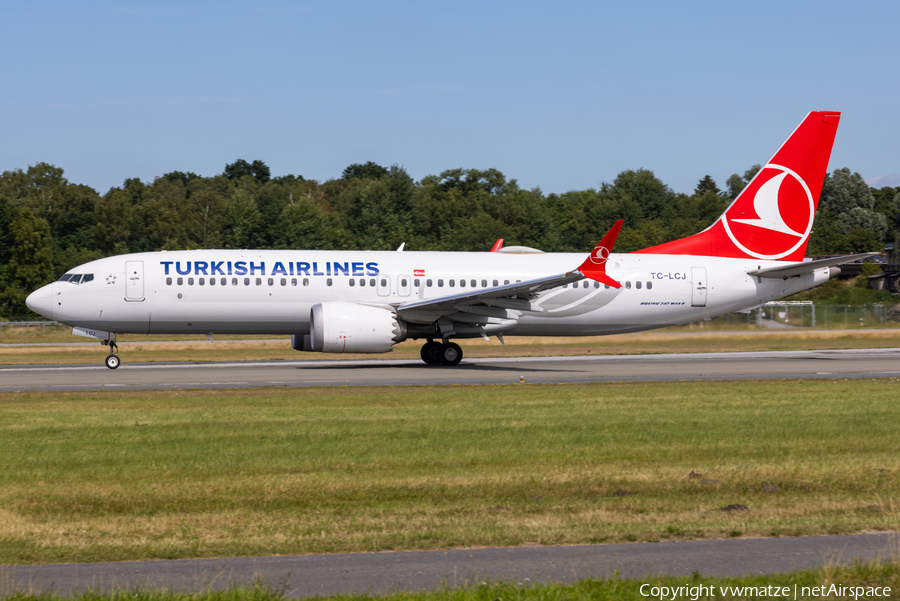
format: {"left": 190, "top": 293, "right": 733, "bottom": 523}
{"left": 1, "top": 159, "right": 898, "bottom": 319}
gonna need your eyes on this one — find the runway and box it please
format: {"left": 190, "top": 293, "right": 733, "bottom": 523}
{"left": 3, "top": 533, "right": 896, "bottom": 597}
{"left": 2, "top": 347, "right": 900, "bottom": 392}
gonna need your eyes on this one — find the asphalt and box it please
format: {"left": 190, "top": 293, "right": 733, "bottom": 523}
{"left": 2, "top": 347, "right": 900, "bottom": 392}
{"left": 3, "top": 533, "right": 897, "bottom": 597}
{"left": 3, "top": 349, "right": 899, "bottom": 596}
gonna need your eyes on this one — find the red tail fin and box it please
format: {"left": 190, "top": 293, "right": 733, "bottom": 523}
{"left": 635, "top": 111, "right": 840, "bottom": 261}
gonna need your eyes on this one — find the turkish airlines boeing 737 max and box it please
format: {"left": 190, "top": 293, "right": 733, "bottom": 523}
{"left": 26, "top": 111, "right": 869, "bottom": 369}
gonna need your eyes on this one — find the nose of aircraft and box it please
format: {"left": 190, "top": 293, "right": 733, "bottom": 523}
{"left": 25, "top": 285, "right": 53, "bottom": 319}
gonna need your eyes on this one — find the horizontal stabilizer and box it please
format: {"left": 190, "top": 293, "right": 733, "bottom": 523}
{"left": 748, "top": 253, "right": 878, "bottom": 279}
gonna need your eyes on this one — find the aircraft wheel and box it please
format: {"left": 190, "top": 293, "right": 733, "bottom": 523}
{"left": 421, "top": 341, "right": 442, "bottom": 365}
{"left": 439, "top": 342, "right": 463, "bottom": 366}
{"left": 105, "top": 354, "right": 121, "bottom": 369}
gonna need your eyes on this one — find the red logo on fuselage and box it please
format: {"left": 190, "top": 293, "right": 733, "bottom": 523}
{"left": 721, "top": 164, "right": 814, "bottom": 260}
{"left": 414, "top": 269, "right": 425, "bottom": 276}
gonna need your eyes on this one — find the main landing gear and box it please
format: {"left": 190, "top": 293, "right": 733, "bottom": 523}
{"left": 420, "top": 340, "right": 463, "bottom": 366}
{"left": 103, "top": 340, "right": 120, "bottom": 369}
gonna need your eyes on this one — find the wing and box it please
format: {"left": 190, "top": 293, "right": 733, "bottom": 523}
{"left": 395, "top": 221, "right": 624, "bottom": 337}
{"left": 397, "top": 270, "right": 586, "bottom": 315}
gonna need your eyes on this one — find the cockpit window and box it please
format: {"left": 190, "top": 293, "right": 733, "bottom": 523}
{"left": 58, "top": 273, "right": 93, "bottom": 284}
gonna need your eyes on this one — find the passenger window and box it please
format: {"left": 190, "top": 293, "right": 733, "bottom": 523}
{"left": 177, "top": 277, "right": 183, "bottom": 285}
{"left": 256, "top": 278, "right": 262, "bottom": 286}
{"left": 369, "top": 278, "right": 376, "bottom": 287}
{"left": 327, "top": 278, "right": 333, "bottom": 286}
{"left": 427, "top": 279, "right": 433, "bottom": 287}
{"left": 359, "top": 278, "right": 366, "bottom": 287}
{"left": 166, "top": 277, "right": 172, "bottom": 285}
{"left": 280, "top": 278, "right": 287, "bottom": 286}
{"left": 349, "top": 279, "right": 355, "bottom": 287}
{"left": 268, "top": 278, "right": 274, "bottom": 286}
{"left": 82, "top": 274, "right": 93, "bottom": 283}
{"left": 209, "top": 278, "right": 215, "bottom": 286}
{"left": 188, "top": 277, "right": 195, "bottom": 285}
{"left": 471, "top": 279, "right": 476, "bottom": 287}
{"left": 636, "top": 281, "right": 642, "bottom": 289}
{"left": 199, "top": 278, "right": 205, "bottom": 286}
{"left": 449, "top": 280, "right": 455, "bottom": 287}
{"left": 414, "top": 279, "right": 420, "bottom": 287}
{"left": 400, "top": 278, "right": 408, "bottom": 287}
{"left": 504, "top": 280, "right": 510, "bottom": 285}
{"left": 594, "top": 282, "right": 600, "bottom": 288}
{"left": 459, "top": 279, "right": 465, "bottom": 288}
{"left": 244, "top": 278, "right": 250, "bottom": 286}
{"left": 625, "top": 281, "right": 631, "bottom": 289}
{"left": 232, "top": 278, "right": 238, "bottom": 286}
{"left": 493, "top": 279, "right": 498, "bottom": 287}
{"left": 647, "top": 281, "right": 652, "bottom": 289}
{"left": 303, "top": 278, "right": 309, "bottom": 286}
{"left": 605, "top": 284, "right": 610, "bottom": 289}
{"left": 438, "top": 279, "right": 444, "bottom": 287}
{"left": 291, "top": 278, "right": 297, "bottom": 286}
{"left": 380, "top": 278, "right": 387, "bottom": 287}
{"left": 221, "top": 278, "right": 226, "bottom": 286}
{"left": 481, "top": 279, "right": 487, "bottom": 287}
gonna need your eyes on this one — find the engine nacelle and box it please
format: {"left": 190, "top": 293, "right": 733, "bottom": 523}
{"left": 309, "top": 302, "right": 406, "bottom": 353}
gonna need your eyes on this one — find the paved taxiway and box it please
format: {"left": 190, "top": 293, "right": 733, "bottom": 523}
{"left": 2, "top": 347, "right": 900, "bottom": 392}
{"left": 4, "top": 533, "right": 896, "bottom": 597}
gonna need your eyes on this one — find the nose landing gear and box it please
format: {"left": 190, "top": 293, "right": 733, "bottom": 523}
{"left": 419, "top": 340, "right": 463, "bottom": 366}
{"left": 103, "top": 340, "right": 120, "bottom": 369}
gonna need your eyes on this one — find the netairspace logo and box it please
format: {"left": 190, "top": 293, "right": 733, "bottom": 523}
{"left": 639, "top": 582, "right": 892, "bottom": 600}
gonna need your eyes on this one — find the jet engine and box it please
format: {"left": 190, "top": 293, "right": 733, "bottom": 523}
{"left": 309, "top": 302, "right": 406, "bottom": 353}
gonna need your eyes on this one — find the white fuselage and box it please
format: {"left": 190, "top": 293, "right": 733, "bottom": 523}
{"left": 30, "top": 249, "right": 829, "bottom": 338}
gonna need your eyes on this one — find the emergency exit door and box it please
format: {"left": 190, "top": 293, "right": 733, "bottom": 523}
{"left": 691, "top": 266, "right": 707, "bottom": 307}
{"left": 125, "top": 260, "right": 144, "bottom": 301}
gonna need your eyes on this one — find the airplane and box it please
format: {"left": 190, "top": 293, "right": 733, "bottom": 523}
{"left": 26, "top": 111, "right": 872, "bottom": 369}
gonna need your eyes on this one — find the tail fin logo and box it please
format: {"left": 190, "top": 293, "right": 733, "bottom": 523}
{"left": 722, "top": 163, "right": 814, "bottom": 260}
{"left": 589, "top": 245, "right": 611, "bottom": 265}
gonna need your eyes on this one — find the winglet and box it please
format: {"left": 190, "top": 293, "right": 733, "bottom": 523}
{"left": 490, "top": 239, "right": 504, "bottom": 252}
{"left": 576, "top": 220, "right": 623, "bottom": 288}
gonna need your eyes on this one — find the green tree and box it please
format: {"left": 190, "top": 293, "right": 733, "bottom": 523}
{"left": 0, "top": 194, "right": 19, "bottom": 300}
{"left": 819, "top": 168, "right": 887, "bottom": 243}
{"left": 277, "top": 197, "right": 345, "bottom": 250}
{"left": 603, "top": 169, "right": 674, "bottom": 220}
{"left": 693, "top": 175, "right": 720, "bottom": 197}
{"left": 343, "top": 161, "right": 389, "bottom": 181}
{"left": 224, "top": 159, "right": 271, "bottom": 184}
{"left": 2, "top": 208, "right": 55, "bottom": 318}
{"left": 725, "top": 164, "right": 761, "bottom": 199}
{"left": 221, "top": 189, "right": 262, "bottom": 248}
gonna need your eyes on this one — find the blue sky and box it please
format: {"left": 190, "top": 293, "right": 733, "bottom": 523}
{"left": 2, "top": 1, "right": 898, "bottom": 196}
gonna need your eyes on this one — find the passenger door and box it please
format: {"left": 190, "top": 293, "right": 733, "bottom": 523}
{"left": 377, "top": 274, "right": 391, "bottom": 297}
{"left": 397, "top": 274, "right": 411, "bottom": 297}
{"left": 125, "top": 260, "right": 145, "bottom": 301}
{"left": 691, "top": 266, "right": 707, "bottom": 307}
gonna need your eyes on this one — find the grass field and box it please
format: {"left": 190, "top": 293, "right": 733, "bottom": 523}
{"left": 3, "top": 327, "right": 900, "bottom": 365}
{"left": 2, "top": 560, "right": 898, "bottom": 600}
{"left": 0, "top": 380, "right": 898, "bottom": 565}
